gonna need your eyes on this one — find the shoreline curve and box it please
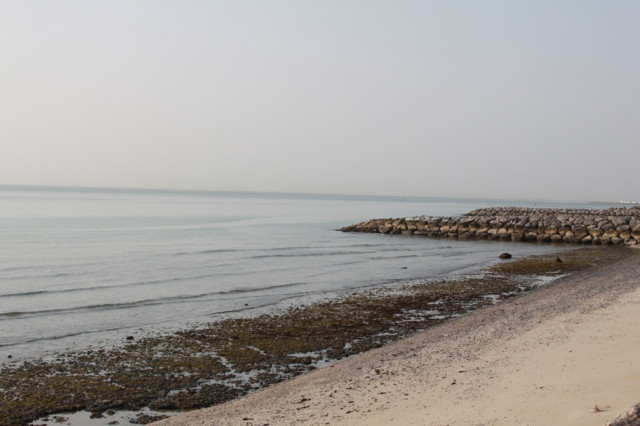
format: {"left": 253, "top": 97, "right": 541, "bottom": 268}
{"left": 156, "top": 251, "right": 640, "bottom": 425}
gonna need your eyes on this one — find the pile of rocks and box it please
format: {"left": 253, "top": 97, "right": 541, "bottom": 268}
{"left": 340, "top": 207, "right": 640, "bottom": 247}
{"left": 467, "top": 206, "right": 640, "bottom": 218}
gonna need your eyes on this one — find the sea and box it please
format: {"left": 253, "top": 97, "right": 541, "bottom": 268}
{"left": 0, "top": 186, "right": 613, "bottom": 364}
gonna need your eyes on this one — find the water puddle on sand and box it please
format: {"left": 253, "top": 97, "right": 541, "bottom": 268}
{"left": 32, "top": 408, "right": 181, "bottom": 426}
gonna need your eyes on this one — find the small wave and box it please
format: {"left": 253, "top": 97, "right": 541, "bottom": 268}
{"left": 0, "top": 311, "right": 27, "bottom": 318}
{"left": 174, "top": 244, "right": 335, "bottom": 257}
{"left": 331, "top": 260, "right": 367, "bottom": 267}
{"left": 441, "top": 251, "right": 475, "bottom": 258}
{"left": 0, "top": 261, "right": 99, "bottom": 273}
{"left": 0, "top": 271, "right": 240, "bottom": 299}
{"left": 174, "top": 248, "right": 245, "bottom": 256}
{"left": 0, "top": 296, "right": 206, "bottom": 319}
{"left": 0, "top": 281, "right": 309, "bottom": 320}
{"left": 367, "top": 254, "right": 424, "bottom": 260}
{"left": 218, "top": 281, "right": 304, "bottom": 295}
{"left": 0, "top": 272, "right": 71, "bottom": 282}
{"left": 173, "top": 242, "right": 419, "bottom": 258}
{"left": 0, "top": 327, "right": 127, "bottom": 348}
{"left": 266, "top": 246, "right": 318, "bottom": 252}
{"left": 249, "top": 250, "right": 374, "bottom": 260}
{"left": 0, "top": 290, "right": 49, "bottom": 298}
{"left": 0, "top": 264, "right": 311, "bottom": 299}
{"left": 0, "top": 275, "right": 211, "bottom": 299}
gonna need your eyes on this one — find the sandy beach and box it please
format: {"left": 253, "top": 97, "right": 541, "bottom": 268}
{"left": 156, "top": 251, "right": 640, "bottom": 426}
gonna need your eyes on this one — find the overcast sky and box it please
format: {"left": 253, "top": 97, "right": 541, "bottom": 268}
{"left": 1, "top": 1, "right": 638, "bottom": 202}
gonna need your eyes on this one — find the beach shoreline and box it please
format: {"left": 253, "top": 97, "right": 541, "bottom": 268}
{"left": 156, "top": 249, "right": 640, "bottom": 425}
{"left": 2, "top": 247, "right": 635, "bottom": 425}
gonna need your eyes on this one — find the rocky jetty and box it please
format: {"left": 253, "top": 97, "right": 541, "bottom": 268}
{"left": 341, "top": 207, "right": 640, "bottom": 247}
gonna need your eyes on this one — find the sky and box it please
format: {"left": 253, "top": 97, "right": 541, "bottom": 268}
{"left": 1, "top": 1, "right": 638, "bottom": 202}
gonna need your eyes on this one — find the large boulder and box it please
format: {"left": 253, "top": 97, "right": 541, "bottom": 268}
{"left": 589, "top": 228, "right": 604, "bottom": 238}
{"left": 605, "top": 401, "right": 640, "bottom": 426}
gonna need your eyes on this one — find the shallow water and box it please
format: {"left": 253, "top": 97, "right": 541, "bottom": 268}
{"left": 32, "top": 408, "right": 182, "bottom": 425}
{"left": 0, "top": 186, "right": 606, "bottom": 363}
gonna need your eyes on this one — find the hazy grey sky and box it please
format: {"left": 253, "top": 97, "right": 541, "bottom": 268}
{"left": 1, "top": 1, "right": 638, "bottom": 201}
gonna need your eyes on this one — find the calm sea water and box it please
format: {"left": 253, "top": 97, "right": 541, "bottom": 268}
{"left": 0, "top": 186, "right": 608, "bottom": 363}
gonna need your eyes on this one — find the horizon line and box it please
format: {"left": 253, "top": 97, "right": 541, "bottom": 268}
{"left": 0, "top": 183, "right": 613, "bottom": 205}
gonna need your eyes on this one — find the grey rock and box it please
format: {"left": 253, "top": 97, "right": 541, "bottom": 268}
{"left": 605, "top": 401, "right": 640, "bottom": 426}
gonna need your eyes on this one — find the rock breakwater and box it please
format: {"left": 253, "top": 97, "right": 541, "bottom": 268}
{"left": 341, "top": 207, "right": 640, "bottom": 247}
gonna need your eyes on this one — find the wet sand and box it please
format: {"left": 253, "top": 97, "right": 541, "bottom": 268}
{"left": 156, "top": 251, "right": 640, "bottom": 425}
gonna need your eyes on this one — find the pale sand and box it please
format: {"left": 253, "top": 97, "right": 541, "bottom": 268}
{"left": 157, "top": 252, "right": 640, "bottom": 426}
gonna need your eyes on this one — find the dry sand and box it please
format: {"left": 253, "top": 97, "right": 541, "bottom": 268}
{"left": 156, "top": 252, "right": 640, "bottom": 426}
